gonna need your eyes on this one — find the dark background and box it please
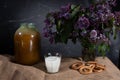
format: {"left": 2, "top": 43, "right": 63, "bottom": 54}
{"left": 0, "top": 0, "right": 120, "bottom": 67}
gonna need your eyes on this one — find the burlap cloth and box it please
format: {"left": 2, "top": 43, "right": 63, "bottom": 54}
{"left": 0, "top": 55, "right": 120, "bottom": 80}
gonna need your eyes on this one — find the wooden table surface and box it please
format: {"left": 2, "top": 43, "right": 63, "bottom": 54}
{"left": 0, "top": 55, "right": 120, "bottom": 80}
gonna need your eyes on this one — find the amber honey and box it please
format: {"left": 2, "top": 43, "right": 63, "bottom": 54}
{"left": 14, "top": 23, "right": 40, "bottom": 65}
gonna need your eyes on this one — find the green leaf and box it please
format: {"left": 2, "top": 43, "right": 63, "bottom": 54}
{"left": 56, "top": 20, "right": 62, "bottom": 32}
{"left": 55, "top": 34, "right": 61, "bottom": 43}
{"left": 71, "top": 6, "right": 80, "bottom": 18}
{"left": 98, "top": 43, "right": 110, "bottom": 57}
{"left": 71, "top": 4, "right": 76, "bottom": 10}
{"left": 102, "top": 23, "right": 104, "bottom": 30}
{"left": 60, "top": 23, "right": 73, "bottom": 43}
{"left": 61, "top": 33, "right": 68, "bottom": 44}
{"left": 112, "top": 25, "right": 117, "bottom": 39}
{"left": 46, "top": 13, "right": 52, "bottom": 18}
{"left": 89, "top": 0, "right": 96, "bottom": 4}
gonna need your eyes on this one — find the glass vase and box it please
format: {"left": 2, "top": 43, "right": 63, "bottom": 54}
{"left": 81, "top": 47, "right": 96, "bottom": 62}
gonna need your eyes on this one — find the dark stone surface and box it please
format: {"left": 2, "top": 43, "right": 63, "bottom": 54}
{"left": 0, "top": 0, "right": 120, "bottom": 67}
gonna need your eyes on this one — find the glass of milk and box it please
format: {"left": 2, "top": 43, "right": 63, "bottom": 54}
{"left": 44, "top": 53, "right": 61, "bottom": 73}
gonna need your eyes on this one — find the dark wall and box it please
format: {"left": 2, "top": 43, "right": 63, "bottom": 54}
{"left": 0, "top": 0, "right": 120, "bottom": 67}
{"left": 0, "top": 0, "right": 89, "bottom": 55}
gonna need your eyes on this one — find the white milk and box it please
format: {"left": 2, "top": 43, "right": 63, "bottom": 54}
{"left": 45, "top": 56, "right": 61, "bottom": 73}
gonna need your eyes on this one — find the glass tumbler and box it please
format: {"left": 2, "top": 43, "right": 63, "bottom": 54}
{"left": 44, "top": 53, "right": 61, "bottom": 73}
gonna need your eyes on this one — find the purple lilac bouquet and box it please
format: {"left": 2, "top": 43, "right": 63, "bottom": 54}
{"left": 43, "top": 0, "right": 120, "bottom": 56}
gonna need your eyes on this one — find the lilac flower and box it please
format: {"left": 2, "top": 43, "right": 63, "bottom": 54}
{"left": 43, "top": 0, "right": 120, "bottom": 46}
{"left": 80, "top": 7, "right": 86, "bottom": 13}
{"left": 98, "top": 12, "right": 106, "bottom": 22}
{"left": 43, "top": 30, "right": 49, "bottom": 38}
{"left": 60, "top": 3, "right": 71, "bottom": 13}
{"left": 75, "top": 16, "right": 90, "bottom": 30}
{"left": 89, "top": 5, "right": 95, "bottom": 12}
{"left": 59, "top": 12, "right": 70, "bottom": 19}
{"left": 49, "top": 35, "right": 54, "bottom": 44}
{"left": 90, "top": 13, "right": 100, "bottom": 27}
{"left": 97, "top": 7, "right": 114, "bottom": 23}
{"left": 42, "top": 0, "right": 120, "bottom": 60}
{"left": 96, "top": 4, "right": 106, "bottom": 11}
{"left": 99, "top": 34, "right": 109, "bottom": 43}
{"left": 51, "top": 12, "right": 60, "bottom": 19}
{"left": 59, "top": 4, "right": 71, "bottom": 19}
{"left": 115, "top": 12, "right": 120, "bottom": 26}
{"left": 97, "top": 34, "right": 110, "bottom": 45}
{"left": 90, "top": 30, "right": 97, "bottom": 39}
{"left": 72, "top": 31, "right": 79, "bottom": 37}
{"left": 43, "top": 27, "right": 51, "bottom": 38}
{"left": 44, "top": 18, "right": 53, "bottom": 28}
{"left": 43, "top": 26, "right": 55, "bottom": 44}
{"left": 80, "top": 30, "right": 87, "bottom": 37}
{"left": 96, "top": 3, "right": 111, "bottom": 14}
{"left": 107, "top": 0, "right": 116, "bottom": 6}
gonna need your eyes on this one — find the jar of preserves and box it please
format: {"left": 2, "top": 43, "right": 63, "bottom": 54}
{"left": 14, "top": 23, "right": 40, "bottom": 65}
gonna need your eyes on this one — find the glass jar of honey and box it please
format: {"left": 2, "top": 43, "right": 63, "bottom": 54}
{"left": 14, "top": 23, "right": 40, "bottom": 65}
